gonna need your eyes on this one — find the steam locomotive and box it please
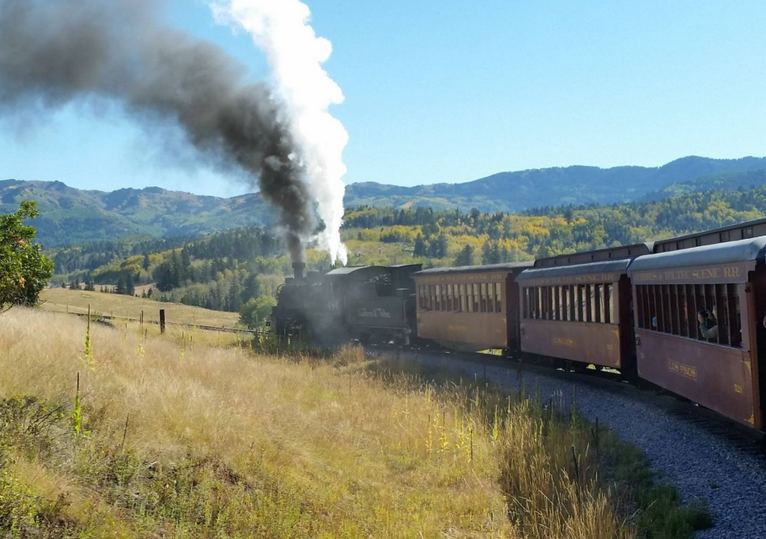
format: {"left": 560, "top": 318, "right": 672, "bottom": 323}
{"left": 273, "top": 216, "right": 766, "bottom": 431}
{"left": 272, "top": 262, "right": 420, "bottom": 346}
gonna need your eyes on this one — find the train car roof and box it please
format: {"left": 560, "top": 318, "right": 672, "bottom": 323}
{"left": 326, "top": 265, "right": 379, "bottom": 276}
{"left": 517, "top": 258, "right": 632, "bottom": 282}
{"left": 629, "top": 236, "right": 766, "bottom": 272}
{"left": 652, "top": 216, "right": 766, "bottom": 251}
{"left": 414, "top": 261, "right": 533, "bottom": 277}
{"left": 326, "top": 264, "right": 421, "bottom": 278}
{"left": 534, "top": 242, "right": 653, "bottom": 268}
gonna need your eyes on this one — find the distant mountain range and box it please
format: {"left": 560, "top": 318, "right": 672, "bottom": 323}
{"left": 3, "top": 155, "right": 766, "bottom": 247}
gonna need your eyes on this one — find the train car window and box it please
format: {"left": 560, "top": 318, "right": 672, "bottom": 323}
{"left": 573, "top": 285, "right": 580, "bottom": 321}
{"left": 655, "top": 285, "right": 664, "bottom": 332}
{"left": 568, "top": 285, "right": 574, "bottom": 321}
{"left": 640, "top": 285, "right": 647, "bottom": 329}
{"left": 680, "top": 285, "right": 689, "bottom": 336}
{"left": 535, "top": 287, "right": 541, "bottom": 319}
{"left": 523, "top": 287, "right": 529, "bottom": 318}
{"left": 656, "top": 285, "right": 665, "bottom": 332}
{"left": 551, "top": 286, "right": 558, "bottom": 320}
{"left": 495, "top": 282, "right": 502, "bottom": 313}
{"left": 553, "top": 286, "right": 558, "bottom": 320}
{"left": 571, "top": 286, "right": 578, "bottom": 321}
{"left": 693, "top": 284, "right": 705, "bottom": 340}
{"left": 527, "top": 287, "right": 533, "bottom": 319}
{"left": 642, "top": 285, "right": 650, "bottom": 329}
{"left": 549, "top": 286, "right": 555, "bottom": 320}
{"left": 647, "top": 285, "right": 656, "bottom": 331}
{"left": 603, "top": 284, "right": 611, "bottom": 324}
{"left": 668, "top": 285, "right": 678, "bottom": 335}
{"left": 473, "top": 283, "right": 480, "bottom": 313}
{"left": 635, "top": 286, "right": 644, "bottom": 328}
{"left": 559, "top": 286, "right": 566, "bottom": 320}
{"left": 727, "top": 284, "right": 741, "bottom": 347}
{"left": 582, "top": 285, "right": 590, "bottom": 322}
{"left": 688, "top": 284, "right": 698, "bottom": 337}
{"left": 664, "top": 285, "right": 673, "bottom": 334}
{"left": 478, "top": 283, "right": 486, "bottom": 312}
{"left": 436, "top": 284, "right": 447, "bottom": 311}
{"left": 546, "top": 286, "right": 552, "bottom": 320}
{"left": 595, "top": 284, "right": 603, "bottom": 323}
{"left": 560, "top": 286, "right": 566, "bottom": 321}
{"left": 454, "top": 283, "right": 460, "bottom": 312}
{"left": 716, "top": 284, "right": 730, "bottom": 346}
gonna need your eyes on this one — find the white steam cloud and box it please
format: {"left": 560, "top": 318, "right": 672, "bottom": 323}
{"left": 214, "top": 0, "right": 349, "bottom": 265}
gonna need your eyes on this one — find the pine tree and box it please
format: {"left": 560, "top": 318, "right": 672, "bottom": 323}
{"left": 455, "top": 245, "right": 474, "bottom": 266}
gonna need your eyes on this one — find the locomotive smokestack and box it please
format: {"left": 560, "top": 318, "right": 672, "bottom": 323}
{"left": 292, "top": 262, "right": 306, "bottom": 280}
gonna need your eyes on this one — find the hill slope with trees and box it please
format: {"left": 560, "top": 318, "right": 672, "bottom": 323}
{"left": 5, "top": 155, "right": 766, "bottom": 246}
{"left": 46, "top": 184, "right": 766, "bottom": 316}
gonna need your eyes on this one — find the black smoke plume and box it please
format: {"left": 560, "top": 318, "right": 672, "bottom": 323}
{"left": 0, "top": 0, "right": 314, "bottom": 262}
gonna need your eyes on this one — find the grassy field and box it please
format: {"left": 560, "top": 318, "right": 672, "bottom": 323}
{"left": 0, "top": 307, "right": 709, "bottom": 537}
{"left": 40, "top": 288, "right": 241, "bottom": 329}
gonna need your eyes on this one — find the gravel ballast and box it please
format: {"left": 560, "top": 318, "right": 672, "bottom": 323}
{"left": 388, "top": 349, "right": 766, "bottom": 538}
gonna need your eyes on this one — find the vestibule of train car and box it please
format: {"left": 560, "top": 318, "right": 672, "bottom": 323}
{"left": 517, "top": 260, "right": 636, "bottom": 370}
{"left": 628, "top": 237, "right": 766, "bottom": 428}
{"left": 413, "top": 263, "right": 531, "bottom": 351}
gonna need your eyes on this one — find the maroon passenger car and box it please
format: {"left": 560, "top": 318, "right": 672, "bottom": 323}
{"left": 413, "top": 263, "right": 531, "bottom": 351}
{"left": 628, "top": 237, "right": 766, "bottom": 428}
{"left": 517, "top": 259, "right": 638, "bottom": 370}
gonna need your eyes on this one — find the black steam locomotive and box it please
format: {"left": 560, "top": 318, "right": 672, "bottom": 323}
{"left": 272, "top": 262, "right": 421, "bottom": 346}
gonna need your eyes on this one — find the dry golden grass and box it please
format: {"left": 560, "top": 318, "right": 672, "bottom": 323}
{"left": 40, "top": 288, "right": 240, "bottom": 328}
{"left": 0, "top": 307, "right": 636, "bottom": 537}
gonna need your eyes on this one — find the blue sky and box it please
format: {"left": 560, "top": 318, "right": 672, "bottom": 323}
{"left": 2, "top": 0, "right": 765, "bottom": 196}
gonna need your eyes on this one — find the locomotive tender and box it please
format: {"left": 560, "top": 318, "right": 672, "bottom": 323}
{"left": 273, "top": 262, "right": 420, "bottom": 345}
{"left": 274, "top": 217, "right": 766, "bottom": 430}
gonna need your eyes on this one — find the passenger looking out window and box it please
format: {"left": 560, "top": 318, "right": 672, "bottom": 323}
{"left": 697, "top": 307, "right": 718, "bottom": 341}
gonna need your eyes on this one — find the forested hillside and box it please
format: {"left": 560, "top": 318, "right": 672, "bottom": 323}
{"left": 6, "top": 155, "right": 766, "bottom": 247}
{"left": 47, "top": 185, "right": 766, "bottom": 316}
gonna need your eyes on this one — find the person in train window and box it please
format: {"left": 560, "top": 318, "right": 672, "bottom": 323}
{"left": 697, "top": 307, "right": 718, "bottom": 341}
{"left": 651, "top": 315, "right": 658, "bottom": 330}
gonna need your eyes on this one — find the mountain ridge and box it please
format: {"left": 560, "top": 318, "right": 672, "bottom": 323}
{"left": 4, "top": 155, "right": 766, "bottom": 246}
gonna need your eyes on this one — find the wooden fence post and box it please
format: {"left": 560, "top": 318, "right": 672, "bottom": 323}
{"left": 159, "top": 309, "right": 166, "bottom": 334}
